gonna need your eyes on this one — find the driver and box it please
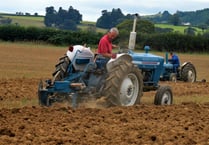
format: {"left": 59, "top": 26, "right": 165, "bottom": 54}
{"left": 168, "top": 52, "right": 180, "bottom": 72}
{"left": 97, "top": 27, "right": 119, "bottom": 59}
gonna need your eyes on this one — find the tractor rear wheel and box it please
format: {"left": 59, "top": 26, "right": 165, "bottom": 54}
{"left": 52, "top": 55, "right": 70, "bottom": 82}
{"left": 181, "top": 63, "right": 196, "bottom": 82}
{"left": 154, "top": 86, "right": 173, "bottom": 105}
{"left": 103, "top": 60, "right": 143, "bottom": 106}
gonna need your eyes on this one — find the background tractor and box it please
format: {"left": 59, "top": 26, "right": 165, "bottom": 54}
{"left": 38, "top": 14, "right": 173, "bottom": 108}
{"left": 160, "top": 52, "right": 197, "bottom": 82}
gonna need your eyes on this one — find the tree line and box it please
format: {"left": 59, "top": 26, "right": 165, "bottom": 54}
{"left": 0, "top": 25, "right": 103, "bottom": 46}
{"left": 117, "top": 19, "right": 209, "bottom": 53}
{"left": 44, "top": 6, "right": 136, "bottom": 30}
{"left": 143, "top": 9, "right": 209, "bottom": 30}
{"left": 43, "top": 6, "right": 209, "bottom": 30}
{"left": 1, "top": 6, "right": 209, "bottom": 31}
{"left": 0, "top": 24, "right": 209, "bottom": 53}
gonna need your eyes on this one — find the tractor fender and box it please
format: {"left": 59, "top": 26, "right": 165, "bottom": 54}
{"left": 180, "top": 62, "right": 192, "bottom": 69}
{"left": 106, "top": 54, "right": 132, "bottom": 71}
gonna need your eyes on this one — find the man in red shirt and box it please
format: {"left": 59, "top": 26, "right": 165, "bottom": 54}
{"left": 98, "top": 27, "right": 119, "bottom": 59}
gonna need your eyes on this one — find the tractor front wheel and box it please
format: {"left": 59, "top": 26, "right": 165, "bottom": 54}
{"left": 154, "top": 86, "right": 173, "bottom": 105}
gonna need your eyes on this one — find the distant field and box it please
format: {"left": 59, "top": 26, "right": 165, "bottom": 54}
{"left": 155, "top": 23, "right": 203, "bottom": 34}
{"left": 0, "top": 13, "right": 204, "bottom": 34}
{"left": 0, "top": 14, "right": 45, "bottom": 27}
{"left": 78, "top": 22, "right": 107, "bottom": 33}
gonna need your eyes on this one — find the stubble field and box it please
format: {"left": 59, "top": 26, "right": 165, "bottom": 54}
{"left": 0, "top": 42, "right": 208, "bottom": 144}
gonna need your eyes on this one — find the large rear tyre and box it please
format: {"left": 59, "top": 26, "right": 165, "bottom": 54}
{"left": 154, "top": 86, "right": 173, "bottom": 105}
{"left": 181, "top": 63, "right": 196, "bottom": 82}
{"left": 52, "top": 55, "right": 70, "bottom": 82}
{"left": 103, "top": 59, "right": 143, "bottom": 106}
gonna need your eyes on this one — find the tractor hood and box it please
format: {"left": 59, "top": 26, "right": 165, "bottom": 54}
{"left": 130, "top": 51, "right": 164, "bottom": 68}
{"left": 128, "top": 48, "right": 164, "bottom": 84}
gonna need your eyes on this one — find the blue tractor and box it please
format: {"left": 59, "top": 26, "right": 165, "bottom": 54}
{"left": 160, "top": 53, "right": 197, "bottom": 82}
{"left": 38, "top": 15, "right": 173, "bottom": 107}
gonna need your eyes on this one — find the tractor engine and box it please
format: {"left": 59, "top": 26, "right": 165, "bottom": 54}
{"left": 129, "top": 46, "right": 164, "bottom": 91}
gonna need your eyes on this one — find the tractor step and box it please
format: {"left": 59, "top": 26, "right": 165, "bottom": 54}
{"left": 70, "top": 83, "right": 86, "bottom": 89}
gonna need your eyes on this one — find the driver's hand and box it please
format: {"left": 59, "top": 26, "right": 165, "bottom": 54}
{"left": 112, "top": 44, "right": 118, "bottom": 48}
{"left": 111, "top": 53, "right": 117, "bottom": 59}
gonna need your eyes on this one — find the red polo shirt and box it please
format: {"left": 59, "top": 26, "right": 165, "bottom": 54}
{"left": 98, "top": 34, "right": 112, "bottom": 54}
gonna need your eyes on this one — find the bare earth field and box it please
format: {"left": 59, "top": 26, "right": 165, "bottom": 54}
{"left": 0, "top": 42, "right": 209, "bottom": 144}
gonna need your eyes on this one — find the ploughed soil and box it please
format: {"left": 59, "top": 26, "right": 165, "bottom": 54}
{"left": 0, "top": 78, "right": 209, "bottom": 145}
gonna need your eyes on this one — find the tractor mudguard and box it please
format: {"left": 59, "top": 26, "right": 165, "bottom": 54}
{"left": 181, "top": 62, "right": 192, "bottom": 68}
{"left": 106, "top": 54, "right": 132, "bottom": 72}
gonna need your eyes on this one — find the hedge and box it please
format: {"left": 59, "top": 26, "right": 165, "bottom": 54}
{"left": 0, "top": 25, "right": 209, "bottom": 53}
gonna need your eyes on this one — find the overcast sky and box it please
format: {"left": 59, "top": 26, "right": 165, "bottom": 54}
{"left": 0, "top": 0, "right": 208, "bottom": 21}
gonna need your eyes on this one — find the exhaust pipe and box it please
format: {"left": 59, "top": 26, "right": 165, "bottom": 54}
{"left": 128, "top": 14, "right": 138, "bottom": 50}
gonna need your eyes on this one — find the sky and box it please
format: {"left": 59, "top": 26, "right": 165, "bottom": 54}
{"left": 0, "top": 0, "right": 209, "bottom": 22}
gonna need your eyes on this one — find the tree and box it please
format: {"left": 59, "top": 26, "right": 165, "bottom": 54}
{"left": 117, "top": 19, "right": 155, "bottom": 34}
{"left": 169, "top": 14, "right": 181, "bottom": 26}
{"left": 44, "top": 6, "right": 57, "bottom": 27}
{"left": 44, "top": 6, "right": 82, "bottom": 30}
{"left": 96, "top": 10, "right": 112, "bottom": 29}
{"left": 25, "top": 13, "right": 31, "bottom": 16}
{"left": 67, "top": 6, "right": 82, "bottom": 24}
{"left": 111, "top": 8, "right": 124, "bottom": 26}
{"left": 161, "top": 11, "right": 171, "bottom": 22}
{"left": 96, "top": 8, "right": 125, "bottom": 29}
{"left": 56, "top": 7, "right": 67, "bottom": 26}
{"left": 34, "top": 13, "right": 38, "bottom": 16}
{"left": 59, "top": 19, "right": 77, "bottom": 30}
{"left": 117, "top": 19, "right": 155, "bottom": 46}
{"left": 143, "top": 10, "right": 171, "bottom": 23}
